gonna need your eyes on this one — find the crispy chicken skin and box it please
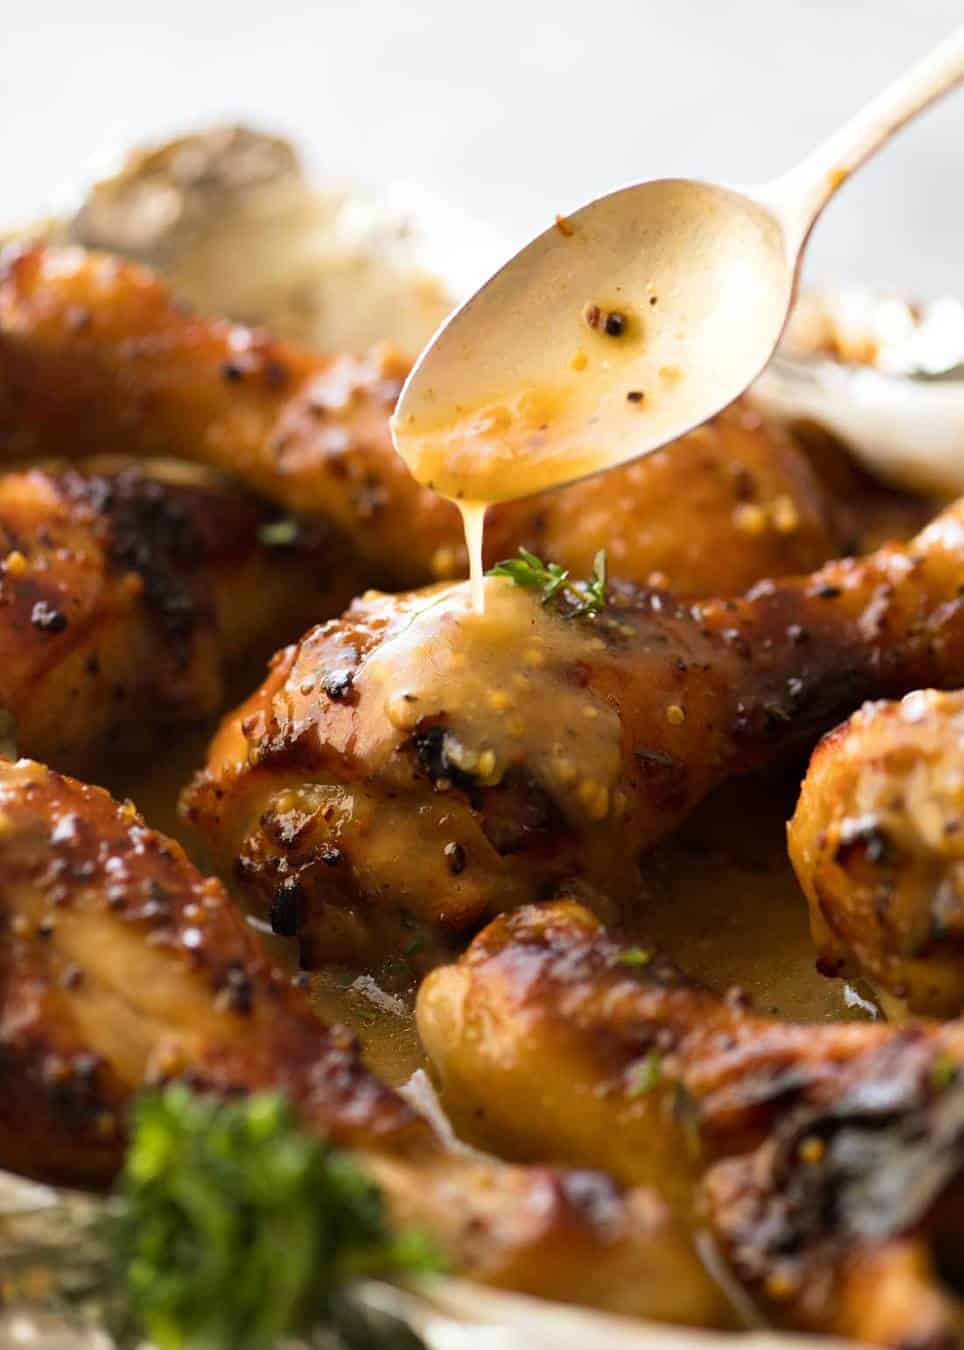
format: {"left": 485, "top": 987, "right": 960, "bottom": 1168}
{"left": 0, "top": 757, "right": 725, "bottom": 1325}
{"left": 0, "top": 460, "right": 360, "bottom": 766}
{"left": 790, "top": 689, "right": 964, "bottom": 1017}
{"left": 418, "top": 902, "right": 894, "bottom": 1193}
{"left": 418, "top": 902, "right": 964, "bottom": 1347}
{"left": 0, "top": 245, "right": 845, "bottom": 595}
{"left": 187, "top": 498, "right": 964, "bottom": 966}
{"left": 485, "top": 402, "right": 844, "bottom": 595}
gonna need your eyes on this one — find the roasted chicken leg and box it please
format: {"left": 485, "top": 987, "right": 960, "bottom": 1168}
{"left": 418, "top": 901, "right": 964, "bottom": 1347}
{"left": 0, "top": 245, "right": 847, "bottom": 595}
{"left": 0, "top": 757, "right": 725, "bottom": 1324}
{"left": 790, "top": 688, "right": 964, "bottom": 1016}
{"left": 187, "top": 497, "right": 964, "bottom": 966}
{"left": 0, "top": 460, "right": 361, "bottom": 766}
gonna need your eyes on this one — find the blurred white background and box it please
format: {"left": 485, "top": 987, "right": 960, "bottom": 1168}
{"left": 3, "top": 0, "right": 961, "bottom": 295}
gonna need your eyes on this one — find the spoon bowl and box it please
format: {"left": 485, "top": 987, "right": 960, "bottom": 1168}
{"left": 393, "top": 179, "right": 792, "bottom": 503}
{"left": 392, "top": 29, "right": 963, "bottom": 506}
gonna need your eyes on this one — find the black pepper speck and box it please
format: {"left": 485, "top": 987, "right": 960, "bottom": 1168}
{"left": 31, "top": 601, "right": 68, "bottom": 633}
{"left": 322, "top": 669, "right": 355, "bottom": 703}
{"left": 444, "top": 841, "right": 467, "bottom": 875}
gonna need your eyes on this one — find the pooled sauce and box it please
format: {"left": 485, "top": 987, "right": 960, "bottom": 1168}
{"left": 107, "top": 742, "right": 871, "bottom": 1100}
{"left": 361, "top": 574, "right": 623, "bottom": 822}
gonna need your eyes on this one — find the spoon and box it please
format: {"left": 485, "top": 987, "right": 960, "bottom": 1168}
{"left": 391, "top": 28, "right": 964, "bottom": 508}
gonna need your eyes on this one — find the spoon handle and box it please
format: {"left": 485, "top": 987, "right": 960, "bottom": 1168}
{"left": 763, "top": 25, "right": 964, "bottom": 246}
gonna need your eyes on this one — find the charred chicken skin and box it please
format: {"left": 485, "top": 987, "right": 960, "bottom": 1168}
{"left": 5, "top": 237, "right": 963, "bottom": 1344}
{"left": 0, "top": 756, "right": 725, "bottom": 1325}
{"left": 0, "top": 460, "right": 360, "bottom": 766}
{"left": 790, "top": 688, "right": 964, "bottom": 1017}
{"left": 418, "top": 901, "right": 964, "bottom": 1348}
{"left": 0, "top": 245, "right": 846, "bottom": 595}
{"left": 187, "top": 498, "right": 964, "bottom": 967}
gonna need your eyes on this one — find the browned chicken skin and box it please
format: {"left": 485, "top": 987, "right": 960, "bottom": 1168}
{"left": 5, "top": 239, "right": 962, "bottom": 1341}
{"left": 187, "top": 498, "right": 964, "bottom": 967}
{"left": 485, "top": 402, "right": 845, "bottom": 595}
{"left": 0, "top": 460, "right": 360, "bottom": 766}
{"left": 418, "top": 902, "right": 964, "bottom": 1347}
{"left": 0, "top": 757, "right": 724, "bottom": 1324}
{"left": 0, "top": 245, "right": 847, "bottom": 595}
{"left": 790, "top": 689, "right": 964, "bottom": 1017}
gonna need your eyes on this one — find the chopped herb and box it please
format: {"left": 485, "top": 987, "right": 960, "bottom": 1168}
{"left": 615, "top": 946, "right": 652, "bottom": 968}
{"left": 258, "top": 518, "right": 300, "bottom": 548}
{"left": 488, "top": 547, "right": 570, "bottom": 604}
{"left": 488, "top": 547, "right": 608, "bottom": 618}
{"left": 403, "top": 937, "right": 424, "bottom": 958}
{"left": 627, "top": 1052, "right": 663, "bottom": 1097}
{"left": 111, "top": 1086, "right": 440, "bottom": 1350}
{"left": 931, "top": 1053, "right": 958, "bottom": 1092}
{"left": 570, "top": 549, "right": 608, "bottom": 618}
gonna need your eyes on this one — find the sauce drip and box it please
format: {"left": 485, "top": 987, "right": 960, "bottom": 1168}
{"left": 457, "top": 501, "right": 487, "bottom": 612}
{"left": 392, "top": 276, "right": 674, "bottom": 611}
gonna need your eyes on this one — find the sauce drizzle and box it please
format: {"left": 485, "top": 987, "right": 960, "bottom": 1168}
{"left": 458, "top": 501, "right": 487, "bottom": 613}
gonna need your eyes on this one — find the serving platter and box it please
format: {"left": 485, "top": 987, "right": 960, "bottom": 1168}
{"left": 2, "top": 124, "right": 961, "bottom": 1350}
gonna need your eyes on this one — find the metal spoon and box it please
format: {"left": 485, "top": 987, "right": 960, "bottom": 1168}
{"left": 391, "top": 28, "right": 964, "bottom": 506}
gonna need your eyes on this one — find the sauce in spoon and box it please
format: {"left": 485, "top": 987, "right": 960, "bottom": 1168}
{"left": 393, "top": 274, "right": 665, "bottom": 607}
{"left": 391, "top": 30, "right": 964, "bottom": 606}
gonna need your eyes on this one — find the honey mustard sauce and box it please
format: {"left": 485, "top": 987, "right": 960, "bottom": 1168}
{"left": 392, "top": 276, "right": 679, "bottom": 608}
{"left": 361, "top": 574, "right": 622, "bottom": 820}
{"left": 456, "top": 501, "right": 487, "bottom": 612}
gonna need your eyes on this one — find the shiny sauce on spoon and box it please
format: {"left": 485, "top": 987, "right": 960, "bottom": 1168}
{"left": 392, "top": 222, "right": 688, "bottom": 610}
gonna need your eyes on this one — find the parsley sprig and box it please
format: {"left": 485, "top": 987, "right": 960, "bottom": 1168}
{"left": 488, "top": 548, "right": 608, "bottom": 617}
{"left": 4, "top": 1086, "right": 437, "bottom": 1350}
{"left": 257, "top": 517, "right": 301, "bottom": 548}
{"left": 112, "top": 1087, "right": 440, "bottom": 1350}
{"left": 626, "top": 1052, "right": 663, "bottom": 1097}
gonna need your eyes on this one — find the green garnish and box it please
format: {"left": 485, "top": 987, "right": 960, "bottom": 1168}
{"left": 931, "top": 1053, "right": 958, "bottom": 1092}
{"left": 626, "top": 1053, "right": 663, "bottom": 1097}
{"left": 110, "top": 1086, "right": 439, "bottom": 1350}
{"left": 615, "top": 946, "right": 652, "bottom": 968}
{"left": 488, "top": 547, "right": 570, "bottom": 604}
{"left": 488, "top": 547, "right": 608, "bottom": 617}
{"left": 570, "top": 549, "right": 608, "bottom": 618}
{"left": 258, "top": 518, "right": 300, "bottom": 548}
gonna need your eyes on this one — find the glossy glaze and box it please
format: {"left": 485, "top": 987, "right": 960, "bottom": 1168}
{"left": 0, "top": 246, "right": 850, "bottom": 595}
{"left": 791, "top": 689, "right": 964, "bottom": 1015}
{"left": 0, "top": 757, "right": 725, "bottom": 1324}
{"left": 189, "top": 497, "right": 964, "bottom": 965}
{"left": 0, "top": 460, "right": 360, "bottom": 765}
{"left": 419, "top": 901, "right": 964, "bottom": 1347}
